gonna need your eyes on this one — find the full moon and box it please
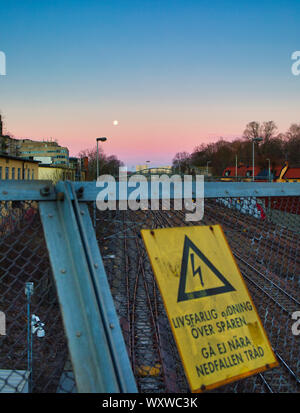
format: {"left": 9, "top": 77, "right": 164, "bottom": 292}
{"left": 113, "top": 120, "right": 119, "bottom": 126}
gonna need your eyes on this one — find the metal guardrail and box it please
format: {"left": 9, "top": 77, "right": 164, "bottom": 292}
{"left": 78, "top": 181, "right": 300, "bottom": 202}
{"left": 1, "top": 181, "right": 300, "bottom": 201}
{"left": 0, "top": 180, "right": 299, "bottom": 393}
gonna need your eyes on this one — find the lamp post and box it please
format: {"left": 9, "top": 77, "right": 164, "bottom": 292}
{"left": 25, "top": 282, "right": 34, "bottom": 393}
{"left": 94, "top": 137, "right": 107, "bottom": 229}
{"left": 252, "top": 137, "right": 263, "bottom": 181}
{"left": 266, "top": 158, "right": 271, "bottom": 182}
{"left": 96, "top": 137, "right": 107, "bottom": 179}
{"left": 146, "top": 160, "right": 151, "bottom": 176}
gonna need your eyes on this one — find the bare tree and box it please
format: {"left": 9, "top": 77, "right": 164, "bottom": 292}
{"left": 78, "top": 146, "right": 124, "bottom": 179}
{"left": 243, "top": 121, "right": 261, "bottom": 140}
{"left": 172, "top": 151, "right": 191, "bottom": 173}
{"left": 286, "top": 123, "right": 300, "bottom": 140}
{"left": 243, "top": 121, "right": 277, "bottom": 142}
{"left": 262, "top": 121, "right": 277, "bottom": 141}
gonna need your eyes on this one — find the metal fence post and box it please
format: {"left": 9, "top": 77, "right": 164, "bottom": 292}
{"left": 25, "top": 282, "right": 34, "bottom": 393}
{"left": 39, "top": 181, "right": 137, "bottom": 393}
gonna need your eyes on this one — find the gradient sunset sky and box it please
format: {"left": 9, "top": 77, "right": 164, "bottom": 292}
{"left": 0, "top": 0, "right": 300, "bottom": 168}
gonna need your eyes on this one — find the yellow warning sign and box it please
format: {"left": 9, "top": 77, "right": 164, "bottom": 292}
{"left": 141, "top": 225, "right": 278, "bottom": 392}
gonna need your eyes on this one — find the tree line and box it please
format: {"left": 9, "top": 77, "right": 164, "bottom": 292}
{"left": 79, "top": 146, "right": 124, "bottom": 179}
{"left": 172, "top": 121, "right": 300, "bottom": 176}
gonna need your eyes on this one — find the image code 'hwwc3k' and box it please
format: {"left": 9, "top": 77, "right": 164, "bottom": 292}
{"left": 141, "top": 225, "right": 278, "bottom": 393}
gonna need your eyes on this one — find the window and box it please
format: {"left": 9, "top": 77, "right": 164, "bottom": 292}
{"left": 11, "top": 167, "right": 15, "bottom": 180}
{"left": 32, "top": 169, "right": 34, "bottom": 180}
{"left": 18, "top": 168, "right": 21, "bottom": 180}
{"left": 0, "top": 166, "right": 2, "bottom": 179}
{"left": 5, "top": 167, "right": 9, "bottom": 180}
{"left": 27, "top": 169, "right": 30, "bottom": 180}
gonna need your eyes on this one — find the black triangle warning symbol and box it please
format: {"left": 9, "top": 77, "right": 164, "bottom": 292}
{"left": 177, "top": 236, "right": 236, "bottom": 302}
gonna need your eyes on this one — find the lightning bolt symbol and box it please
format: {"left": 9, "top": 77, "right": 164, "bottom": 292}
{"left": 190, "top": 253, "right": 204, "bottom": 287}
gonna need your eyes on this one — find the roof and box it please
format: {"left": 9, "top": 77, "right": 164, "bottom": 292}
{"left": 223, "top": 164, "right": 300, "bottom": 179}
{"left": 0, "top": 154, "right": 39, "bottom": 163}
{"left": 284, "top": 168, "right": 300, "bottom": 179}
{"left": 256, "top": 169, "right": 270, "bottom": 177}
{"left": 223, "top": 166, "right": 259, "bottom": 176}
{"left": 273, "top": 166, "right": 283, "bottom": 177}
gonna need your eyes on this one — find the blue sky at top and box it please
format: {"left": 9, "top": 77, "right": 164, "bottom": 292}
{"left": 0, "top": 0, "right": 300, "bottom": 164}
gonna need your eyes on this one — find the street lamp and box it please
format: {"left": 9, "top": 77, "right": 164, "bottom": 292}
{"left": 252, "top": 137, "right": 263, "bottom": 181}
{"left": 206, "top": 161, "right": 211, "bottom": 175}
{"left": 96, "top": 137, "right": 107, "bottom": 179}
{"left": 94, "top": 137, "right": 107, "bottom": 229}
{"left": 146, "top": 160, "right": 151, "bottom": 175}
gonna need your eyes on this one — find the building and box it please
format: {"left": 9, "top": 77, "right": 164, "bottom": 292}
{"left": 135, "top": 165, "right": 148, "bottom": 173}
{"left": 135, "top": 165, "right": 173, "bottom": 174}
{"left": 38, "top": 164, "right": 86, "bottom": 184}
{"left": 38, "top": 156, "right": 88, "bottom": 183}
{"left": 274, "top": 162, "right": 300, "bottom": 182}
{"left": 0, "top": 114, "right": 69, "bottom": 166}
{"left": 18, "top": 138, "right": 69, "bottom": 166}
{"left": 38, "top": 164, "right": 76, "bottom": 183}
{"left": 222, "top": 162, "right": 300, "bottom": 182}
{"left": 0, "top": 154, "right": 87, "bottom": 183}
{"left": 0, "top": 114, "right": 88, "bottom": 182}
{"left": 69, "top": 156, "right": 88, "bottom": 181}
{"left": 0, "top": 154, "right": 39, "bottom": 180}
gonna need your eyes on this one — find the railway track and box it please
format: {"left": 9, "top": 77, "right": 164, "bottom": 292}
{"left": 173, "top": 205, "right": 300, "bottom": 392}
{"left": 97, "top": 209, "right": 188, "bottom": 392}
{"left": 95, "top": 197, "right": 299, "bottom": 393}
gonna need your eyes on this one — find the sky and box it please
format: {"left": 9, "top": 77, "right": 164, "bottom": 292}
{"left": 0, "top": 0, "right": 300, "bottom": 168}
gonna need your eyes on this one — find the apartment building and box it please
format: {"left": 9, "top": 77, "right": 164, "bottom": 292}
{"left": 0, "top": 154, "right": 39, "bottom": 180}
{"left": 0, "top": 114, "right": 69, "bottom": 165}
{"left": 0, "top": 114, "right": 89, "bottom": 183}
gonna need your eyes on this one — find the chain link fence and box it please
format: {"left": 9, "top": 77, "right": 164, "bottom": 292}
{"left": 0, "top": 200, "right": 76, "bottom": 393}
